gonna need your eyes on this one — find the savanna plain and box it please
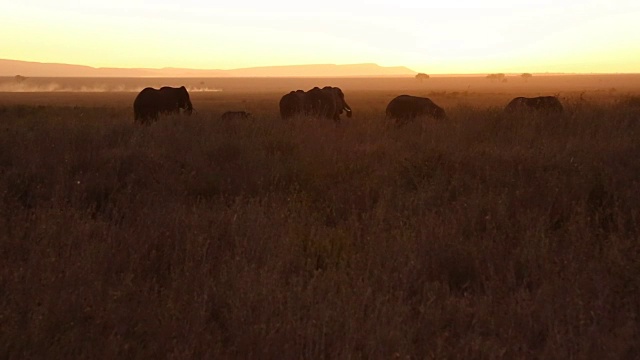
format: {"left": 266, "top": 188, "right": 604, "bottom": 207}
{"left": 2, "top": 75, "right": 640, "bottom": 358}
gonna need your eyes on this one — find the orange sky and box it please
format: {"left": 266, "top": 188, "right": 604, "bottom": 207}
{"left": 1, "top": 1, "right": 639, "bottom": 74}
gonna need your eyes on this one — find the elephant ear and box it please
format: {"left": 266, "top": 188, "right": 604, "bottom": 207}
{"left": 332, "top": 88, "right": 344, "bottom": 103}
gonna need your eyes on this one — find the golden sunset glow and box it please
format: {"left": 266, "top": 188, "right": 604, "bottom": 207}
{"left": 1, "top": 1, "right": 639, "bottom": 74}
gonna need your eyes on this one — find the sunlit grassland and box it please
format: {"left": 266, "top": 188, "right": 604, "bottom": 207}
{"left": 1, "top": 89, "right": 640, "bottom": 358}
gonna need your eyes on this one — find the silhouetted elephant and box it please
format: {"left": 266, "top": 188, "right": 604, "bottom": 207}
{"left": 279, "top": 90, "right": 309, "bottom": 120}
{"left": 385, "top": 95, "right": 446, "bottom": 126}
{"left": 504, "top": 96, "right": 563, "bottom": 114}
{"left": 306, "top": 86, "right": 353, "bottom": 121}
{"left": 279, "top": 87, "right": 352, "bottom": 121}
{"left": 133, "top": 86, "right": 193, "bottom": 124}
{"left": 220, "top": 111, "right": 252, "bottom": 120}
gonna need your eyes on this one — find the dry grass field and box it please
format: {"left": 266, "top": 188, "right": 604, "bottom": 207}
{"left": 2, "top": 76, "right": 640, "bottom": 358}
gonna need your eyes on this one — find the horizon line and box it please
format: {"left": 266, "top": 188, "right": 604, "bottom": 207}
{"left": 2, "top": 58, "right": 640, "bottom": 77}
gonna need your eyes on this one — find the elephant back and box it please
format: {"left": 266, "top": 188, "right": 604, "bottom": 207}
{"left": 386, "top": 95, "right": 446, "bottom": 123}
{"left": 279, "top": 90, "right": 308, "bottom": 119}
{"left": 133, "top": 86, "right": 193, "bottom": 124}
{"left": 505, "top": 96, "right": 563, "bottom": 113}
{"left": 221, "top": 111, "right": 252, "bottom": 120}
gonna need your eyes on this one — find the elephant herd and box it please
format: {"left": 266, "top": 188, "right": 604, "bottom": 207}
{"left": 279, "top": 86, "right": 353, "bottom": 121}
{"left": 132, "top": 85, "right": 564, "bottom": 125}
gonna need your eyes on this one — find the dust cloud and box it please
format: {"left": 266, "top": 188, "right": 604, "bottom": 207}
{"left": 0, "top": 78, "right": 222, "bottom": 93}
{"left": 0, "top": 82, "right": 127, "bottom": 92}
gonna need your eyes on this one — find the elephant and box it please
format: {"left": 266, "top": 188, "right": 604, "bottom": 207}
{"left": 279, "top": 87, "right": 352, "bottom": 121}
{"left": 279, "top": 90, "right": 309, "bottom": 120}
{"left": 220, "top": 111, "right": 252, "bottom": 120}
{"left": 133, "top": 86, "right": 193, "bottom": 123}
{"left": 504, "top": 96, "right": 564, "bottom": 114}
{"left": 306, "top": 86, "right": 353, "bottom": 121}
{"left": 385, "top": 95, "right": 447, "bottom": 125}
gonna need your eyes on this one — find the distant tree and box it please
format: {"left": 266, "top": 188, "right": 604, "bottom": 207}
{"left": 521, "top": 73, "right": 533, "bottom": 82}
{"left": 415, "top": 73, "right": 430, "bottom": 82}
{"left": 14, "top": 75, "right": 27, "bottom": 83}
{"left": 486, "top": 73, "right": 506, "bottom": 82}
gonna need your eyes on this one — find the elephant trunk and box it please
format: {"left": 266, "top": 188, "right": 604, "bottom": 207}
{"left": 185, "top": 101, "right": 194, "bottom": 115}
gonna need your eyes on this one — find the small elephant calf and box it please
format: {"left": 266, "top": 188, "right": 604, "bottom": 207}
{"left": 220, "top": 111, "right": 252, "bottom": 120}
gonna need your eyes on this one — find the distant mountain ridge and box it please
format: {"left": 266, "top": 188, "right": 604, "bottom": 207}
{"left": 0, "top": 59, "right": 417, "bottom": 77}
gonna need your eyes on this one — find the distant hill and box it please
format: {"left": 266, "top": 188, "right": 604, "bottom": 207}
{"left": 0, "top": 59, "right": 416, "bottom": 77}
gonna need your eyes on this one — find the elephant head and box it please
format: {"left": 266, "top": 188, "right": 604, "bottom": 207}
{"left": 182, "top": 86, "right": 194, "bottom": 115}
{"left": 168, "top": 86, "right": 193, "bottom": 115}
{"left": 324, "top": 86, "right": 352, "bottom": 119}
{"left": 306, "top": 86, "right": 352, "bottom": 121}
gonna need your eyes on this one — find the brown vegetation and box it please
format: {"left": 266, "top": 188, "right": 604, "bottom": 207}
{"left": 1, "top": 87, "right": 640, "bottom": 358}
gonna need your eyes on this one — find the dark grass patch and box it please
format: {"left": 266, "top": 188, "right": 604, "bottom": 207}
{"left": 1, "top": 94, "right": 640, "bottom": 358}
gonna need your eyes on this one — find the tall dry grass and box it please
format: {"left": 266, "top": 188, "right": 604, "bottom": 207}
{"left": 1, "top": 93, "right": 640, "bottom": 358}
